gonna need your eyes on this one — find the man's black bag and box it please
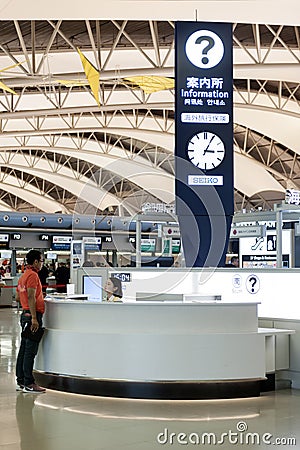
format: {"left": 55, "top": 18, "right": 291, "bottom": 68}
{"left": 21, "top": 322, "right": 45, "bottom": 343}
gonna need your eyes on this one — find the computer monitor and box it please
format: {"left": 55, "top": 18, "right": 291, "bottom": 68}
{"left": 130, "top": 256, "right": 174, "bottom": 267}
{"left": 46, "top": 252, "right": 57, "bottom": 260}
{"left": 83, "top": 275, "right": 102, "bottom": 302}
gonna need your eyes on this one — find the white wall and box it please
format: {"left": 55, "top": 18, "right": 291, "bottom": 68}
{"left": 110, "top": 267, "right": 300, "bottom": 320}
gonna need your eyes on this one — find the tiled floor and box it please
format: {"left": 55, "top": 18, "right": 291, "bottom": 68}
{"left": 1, "top": 308, "right": 300, "bottom": 449}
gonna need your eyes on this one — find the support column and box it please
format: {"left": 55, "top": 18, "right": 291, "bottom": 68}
{"left": 276, "top": 207, "right": 283, "bottom": 269}
{"left": 136, "top": 218, "right": 141, "bottom": 268}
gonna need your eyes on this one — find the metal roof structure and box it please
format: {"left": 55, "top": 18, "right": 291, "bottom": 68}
{"left": 0, "top": 1, "right": 299, "bottom": 216}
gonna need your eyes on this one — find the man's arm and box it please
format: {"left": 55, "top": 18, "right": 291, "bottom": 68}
{"left": 15, "top": 290, "right": 20, "bottom": 303}
{"left": 27, "top": 287, "right": 39, "bottom": 332}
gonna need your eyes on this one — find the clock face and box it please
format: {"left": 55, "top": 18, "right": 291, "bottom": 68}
{"left": 187, "top": 132, "right": 225, "bottom": 171}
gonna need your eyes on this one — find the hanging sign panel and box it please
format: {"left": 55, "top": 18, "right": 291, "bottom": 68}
{"left": 175, "top": 21, "right": 233, "bottom": 267}
{"left": 0, "top": 233, "right": 9, "bottom": 249}
{"left": 175, "top": 21, "right": 233, "bottom": 217}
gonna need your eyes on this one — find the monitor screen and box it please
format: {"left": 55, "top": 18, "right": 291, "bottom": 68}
{"left": 131, "top": 256, "right": 174, "bottom": 267}
{"left": 46, "top": 252, "right": 57, "bottom": 260}
{"left": 83, "top": 275, "right": 102, "bottom": 302}
{"left": 1, "top": 250, "right": 12, "bottom": 259}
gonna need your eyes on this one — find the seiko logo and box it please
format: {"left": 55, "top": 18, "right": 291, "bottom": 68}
{"left": 188, "top": 175, "right": 223, "bottom": 186}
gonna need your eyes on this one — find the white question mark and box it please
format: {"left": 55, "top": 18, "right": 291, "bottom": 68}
{"left": 185, "top": 30, "right": 224, "bottom": 69}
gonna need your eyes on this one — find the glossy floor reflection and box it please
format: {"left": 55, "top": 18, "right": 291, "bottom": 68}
{"left": 1, "top": 308, "right": 299, "bottom": 449}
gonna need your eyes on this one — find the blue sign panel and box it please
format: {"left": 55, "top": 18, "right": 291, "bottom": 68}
{"left": 175, "top": 22, "right": 233, "bottom": 267}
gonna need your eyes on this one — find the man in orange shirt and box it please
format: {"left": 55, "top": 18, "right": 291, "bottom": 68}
{"left": 15, "top": 250, "right": 46, "bottom": 393}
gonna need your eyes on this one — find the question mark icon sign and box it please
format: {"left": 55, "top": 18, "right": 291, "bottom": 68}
{"left": 185, "top": 30, "right": 224, "bottom": 69}
{"left": 195, "top": 36, "right": 215, "bottom": 65}
{"left": 246, "top": 275, "right": 260, "bottom": 294}
{"left": 249, "top": 277, "right": 257, "bottom": 293}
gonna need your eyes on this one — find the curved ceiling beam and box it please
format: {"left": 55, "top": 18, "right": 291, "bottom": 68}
{"left": 0, "top": 202, "right": 13, "bottom": 212}
{"left": 2, "top": 95, "right": 300, "bottom": 156}
{"left": 235, "top": 104, "right": 300, "bottom": 156}
{"left": 0, "top": 154, "right": 284, "bottom": 211}
{"left": 0, "top": 86, "right": 298, "bottom": 146}
{"left": 0, "top": 126, "right": 174, "bottom": 152}
{"left": 234, "top": 149, "right": 285, "bottom": 198}
{"left": 0, "top": 96, "right": 174, "bottom": 117}
{"left": 0, "top": 145, "right": 174, "bottom": 204}
{"left": 0, "top": 172, "right": 71, "bottom": 213}
{"left": 0, "top": 179, "right": 68, "bottom": 213}
{"left": 2, "top": 42, "right": 300, "bottom": 92}
{"left": 0, "top": 140, "right": 284, "bottom": 207}
{"left": 0, "top": 154, "right": 123, "bottom": 212}
{"left": 234, "top": 63, "right": 300, "bottom": 84}
{"left": 234, "top": 90, "right": 300, "bottom": 118}
{"left": 4, "top": 62, "right": 300, "bottom": 89}
{"left": 0, "top": 138, "right": 173, "bottom": 168}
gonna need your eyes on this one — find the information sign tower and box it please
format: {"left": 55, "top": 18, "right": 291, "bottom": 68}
{"left": 175, "top": 22, "right": 233, "bottom": 267}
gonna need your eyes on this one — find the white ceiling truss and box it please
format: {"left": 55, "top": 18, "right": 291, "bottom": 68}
{"left": 1, "top": 20, "right": 300, "bottom": 214}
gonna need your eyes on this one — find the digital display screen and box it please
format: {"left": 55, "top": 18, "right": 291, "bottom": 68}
{"left": 72, "top": 242, "right": 82, "bottom": 255}
{"left": 83, "top": 276, "right": 102, "bottom": 302}
{"left": 46, "top": 252, "right": 57, "bottom": 260}
{"left": 1, "top": 250, "right": 12, "bottom": 258}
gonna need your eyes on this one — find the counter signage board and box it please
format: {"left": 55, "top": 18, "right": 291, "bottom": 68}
{"left": 128, "top": 237, "right": 156, "bottom": 251}
{"left": 82, "top": 236, "right": 102, "bottom": 251}
{"left": 0, "top": 233, "right": 9, "bottom": 249}
{"left": 163, "top": 238, "right": 181, "bottom": 255}
{"left": 230, "top": 225, "right": 266, "bottom": 238}
{"left": 175, "top": 21, "right": 233, "bottom": 267}
{"left": 52, "top": 235, "right": 72, "bottom": 250}
{"left": 162, "top": 225, "right": 180, "bottom": 237}
{"left": 141, "top": 238, "right": 156, "bottom": 252}
{"left": 172, "top": 238, "right": 181, "bottom": 254}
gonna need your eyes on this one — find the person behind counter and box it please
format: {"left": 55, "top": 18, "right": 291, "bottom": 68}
{"left": 225, "top": 256, "right": 239, "bottom": 268}
{"left": 15, "top": 249, "right": 46, "bottom": 393}
{"left": 104, "top": 277, "right": 123, "bottom": 302}
{"left": 54, "top": 262, "right": 70, "bottom": 293}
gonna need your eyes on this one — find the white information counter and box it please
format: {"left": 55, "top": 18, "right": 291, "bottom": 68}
{"left": 34, "top": 299, "right": 267, "bottom": 399}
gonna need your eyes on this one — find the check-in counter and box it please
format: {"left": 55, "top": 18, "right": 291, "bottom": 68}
{"left": 0, "top": 277, "right": 16, "bottom": 307}
{"left": 34, "top": 299, "right": 269, "bottom": 399}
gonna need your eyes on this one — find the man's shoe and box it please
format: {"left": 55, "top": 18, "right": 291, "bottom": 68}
{"left": 23, "top": 384, "right": 46, "bottom": 393}
{"left": 16, "top": 384, "right": 24, "bottom": 391}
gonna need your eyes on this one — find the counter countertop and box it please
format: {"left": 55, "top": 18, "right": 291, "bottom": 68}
{"left": 45, "top": 298, "right": 260, "bottom": 306}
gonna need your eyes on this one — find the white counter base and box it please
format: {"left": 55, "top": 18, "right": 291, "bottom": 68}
{"left": 35, "top": 300, "right": 266, "bottom": 399}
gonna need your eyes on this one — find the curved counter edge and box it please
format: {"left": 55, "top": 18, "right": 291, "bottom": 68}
{"left": 33, "top": 371, "right": 263, "bottom": 400}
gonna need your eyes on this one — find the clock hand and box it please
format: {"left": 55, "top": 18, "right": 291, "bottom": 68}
{"left": 203, "top": 135, "right": 215, "bottom": 155}
{"left": 204, "top": 149, "right": 215, "bottom": 153}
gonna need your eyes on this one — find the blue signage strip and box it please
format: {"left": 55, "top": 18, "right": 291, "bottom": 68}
{"left": 175, "top": 22, "right": 233, "bottom": 267}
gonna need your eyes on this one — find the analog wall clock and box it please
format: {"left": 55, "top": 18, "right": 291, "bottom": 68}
{"left": 187, "top": 131, "right": 225, "bottom": 170}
